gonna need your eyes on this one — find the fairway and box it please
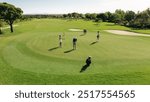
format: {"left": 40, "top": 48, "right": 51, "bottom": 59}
{"left": 0, "top": 19, "right": 150, "bottom": 84}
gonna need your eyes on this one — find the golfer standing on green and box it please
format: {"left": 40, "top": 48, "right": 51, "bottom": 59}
{"left": 59, "top": 34, "right": 62, "bottom": 47}
{"left": 97, "top": 31, "right": 100, "bottom": 41}
{"left": 73, "top": 37, "right": 77, "bottom": 50}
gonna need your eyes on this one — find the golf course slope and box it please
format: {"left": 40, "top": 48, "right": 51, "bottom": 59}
{"left": 0, "top": 19, "right": 150, "bottom": 85}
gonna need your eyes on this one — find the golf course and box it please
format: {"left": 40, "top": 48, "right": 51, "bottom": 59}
{"left": 0, "top": 19, "right": 150, "bottom": 84}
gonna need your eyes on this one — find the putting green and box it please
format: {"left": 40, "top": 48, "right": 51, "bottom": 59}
{"left": 0, "top": 19, "right": 150, "bottom": 84}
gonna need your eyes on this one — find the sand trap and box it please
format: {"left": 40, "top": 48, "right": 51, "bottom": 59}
{"left": 105, "top": 30, "right": 150, "bottom": 37}
{"left": 69, "top": 28, "right": 83, "bottom": 32}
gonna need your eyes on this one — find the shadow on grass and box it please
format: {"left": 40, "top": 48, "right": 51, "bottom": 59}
{"left": 48, "top": 46, "right": 59, "bottom": 51}
{"left": 80, "top": 33, "right": 86, "bottom": 36}
{"left": 80, "top": 64, "right": 90, "bottom": 73}
{"left": 64, "top": 49, "right": 74, "bottom": 53}
{"left": 90, "top": 41, "right": 98, "bottom": 45}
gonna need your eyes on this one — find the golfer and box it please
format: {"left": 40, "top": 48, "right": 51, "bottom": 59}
{"left": 59, "top": 34, "right": 62, "bottom": 40}
{"left": 97, "top": 31, "right": 100, "bottom": 41}
{"left": 73, "top": 37, "right": 77, "bottom": 50}
{"left": 80, "top": 56, "right": 92, "bottom": 73}
{"left": 59, "top": 38, "right": 62, "bottom": 48}
{"left": 86, "top": 56, "right": 91, "bottom": 66}
{"left": 83, "top": 29, "right": 87, "bottom": 35}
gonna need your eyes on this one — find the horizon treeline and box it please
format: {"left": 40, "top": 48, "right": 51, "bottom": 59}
{"left": 23, "top": 8, "right": 150, "bottom": 29}
{"left": 22, "top": 8, "right": 150, "bottom": 29}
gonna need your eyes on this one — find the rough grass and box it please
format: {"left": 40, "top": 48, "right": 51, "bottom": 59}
{"left": 0, "top": 19, "right": 150, "bottom": 85}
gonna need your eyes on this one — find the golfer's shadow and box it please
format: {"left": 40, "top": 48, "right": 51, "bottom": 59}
{"left": 64, "top": 49, "right": 74, "bottom": 53}
{"left": 90, "top": 41, "right": 98, "bottom": 45}
{"left": 48, "top": 46, "right": 59, "bottom": 51}
{"left": 80, "top": 64, "right": 90, "bottom": 73}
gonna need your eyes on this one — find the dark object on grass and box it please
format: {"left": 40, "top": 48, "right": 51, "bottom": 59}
{"left": 73, "top": 37, "right": 77, "bottom": 50}
{"left": 48, "top": 47, "right": 59, "bottom": 51}
{"left": 80, "top": 56, "right": 91, "bottom": 73}
{"left": 83, "top": 29, "right": 87, "bottom": 34}
{"left": 59, "top": 38, "right": 62, "bottom": 48}
{"left": 90, "top": 41, "right": 97, "bottom": 45}
{"left": 64, "top": 49, "right": 74, "bottom": 53}
{"left": 97, "top": 31, "right": 100, "bottom": 41}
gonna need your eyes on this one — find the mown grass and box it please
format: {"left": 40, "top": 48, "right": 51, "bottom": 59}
{"left": 0, "top": 19, "right": 150, "bottom": 85}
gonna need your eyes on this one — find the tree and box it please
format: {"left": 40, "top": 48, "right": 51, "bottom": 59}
{"left": 124, "top": 11, "right": 136, "bottom": 26}
{"left": 63, "top": 14, "right": 68, "bottom": 18}
{"left": 145, "top": 8, "right": 150, "bottom": 28}
{"left": 129, "top": 8, "right": 150, "bottom": 29}
{"left": 104, "top": 12, "right": 112, "bottom": 22}
{"left": 71, "top": 12, "right": 79, "bottom": 19}
{"left": 97, "top": 13, "right": 107, "bottom": 22}
{"left": 89, "top": 13, "right": 97, "bottom": 20}
{"left": 114, "top": 9, "right": 125, "bottom": 25}
{"left": 137, "top": 11, "right": 149, "bottom": 28}
{"left": 0, "top": 19, "right": 3, "bottom": 34}
{"left": 85, "top": 13, "right": 91, "bottom": 20}
{"left": 0, "top": 2, "right": 23, "bottom": 33}
{"left": 64, "top": 13, "right": 83, "bottom": 19}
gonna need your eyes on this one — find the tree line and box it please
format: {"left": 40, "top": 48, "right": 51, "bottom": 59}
{"left": 23, "top": 9, "right": 150, "bottom": 29}
{"left": 62, "top": 9, "right": 150, "bottom": 29}
{"left": 22, "top": 14, "right": 63, "bottom": 20}
{"left": 0, "top": 2, "right": 150, "bottom": 34}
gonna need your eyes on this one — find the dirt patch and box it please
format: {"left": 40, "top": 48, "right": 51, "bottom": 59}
{"left": 104, "top": 30, "right": 150, "bottom": 37}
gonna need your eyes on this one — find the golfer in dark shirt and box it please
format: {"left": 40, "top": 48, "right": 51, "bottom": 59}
{"left": 86, "top": 56, "right": 91, "bottom": 66}
{"left": 97, "top": 31, "right": 100, "bottom": 41}
{"left": 73, "top": 37, "right": 77, "bottom": 50}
